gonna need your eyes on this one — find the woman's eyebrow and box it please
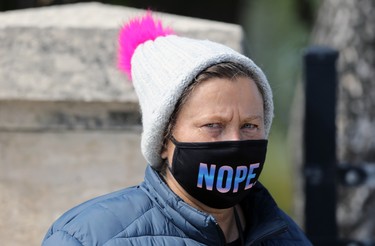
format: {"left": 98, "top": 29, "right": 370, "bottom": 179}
{"left": 243, "top": 115, "right": 264, "bottom": 121}
{"left": 196, "top": 114, "right": 264, "bottom": 122}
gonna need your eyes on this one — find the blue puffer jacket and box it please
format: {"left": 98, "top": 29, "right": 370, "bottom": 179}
{"left": 43, "top": 165, "right": 312, "bottom": 245}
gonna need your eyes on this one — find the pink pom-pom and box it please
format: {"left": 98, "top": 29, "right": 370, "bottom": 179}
{"left": 117, "top": 11, "right": 174, "bottom": 80}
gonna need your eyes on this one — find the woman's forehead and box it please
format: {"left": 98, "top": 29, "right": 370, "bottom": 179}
{"left": 176, "top": 77, "right": 264, "bottom": 118}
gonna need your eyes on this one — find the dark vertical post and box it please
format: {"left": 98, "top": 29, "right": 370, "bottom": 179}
{"left": 303, "top": 46, "right": 339, "bottom": 245}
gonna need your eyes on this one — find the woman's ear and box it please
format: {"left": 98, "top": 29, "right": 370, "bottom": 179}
{"left": 161, "top": 139, "right": 170, "bottom": 159}
{"left": 161, "top": 148, "right": 168, "bottom": 159}
{"left": 161, "top": 138, "right": 174, "bottom": 162}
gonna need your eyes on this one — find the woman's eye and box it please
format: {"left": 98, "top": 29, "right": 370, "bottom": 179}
{"left": 242, "top": 123, "right": 257, "bottom": 130}
{"left": 204, "top": 123, "right": 222, "bottom": 129}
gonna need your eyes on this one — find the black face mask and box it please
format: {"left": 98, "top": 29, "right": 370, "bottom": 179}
{"left": 169, "top": 137, "right": 268, "bottom": 209}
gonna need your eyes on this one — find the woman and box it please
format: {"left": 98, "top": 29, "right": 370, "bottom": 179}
{"left": 42, "top": 12, "right": 312, "bottom": 245}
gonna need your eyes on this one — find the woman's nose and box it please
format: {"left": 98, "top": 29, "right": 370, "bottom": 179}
{"left": 222, "top": 128, "right": 242, "bottom": 141}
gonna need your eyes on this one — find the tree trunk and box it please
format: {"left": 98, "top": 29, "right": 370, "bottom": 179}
{"left": 311, "top": 0, "right": 375, "bottom": 241}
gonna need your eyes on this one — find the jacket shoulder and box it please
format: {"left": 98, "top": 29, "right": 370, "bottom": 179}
{"left": 42, "top": 185, "right": 153, "bottom": 245}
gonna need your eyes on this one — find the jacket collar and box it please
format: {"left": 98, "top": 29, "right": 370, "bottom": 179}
{"left": 142, "top": 165, "right": 224, "bottom": 245}
{"left": 142, "top": 165, "right": 288, "bottom": 245}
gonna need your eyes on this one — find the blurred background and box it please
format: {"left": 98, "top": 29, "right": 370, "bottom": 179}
{"left": 1, "top": 0, "right": 374, "bottom": 245}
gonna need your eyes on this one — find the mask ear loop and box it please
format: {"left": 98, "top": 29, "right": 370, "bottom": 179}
{"left": 169, "top": 135, "right": 179, "bottom": 145}
{"left": 161, "top": 136, "right": 178, "bottom": 177}
{"left": 166, "top": 136, "right": 180, "bottom": 175}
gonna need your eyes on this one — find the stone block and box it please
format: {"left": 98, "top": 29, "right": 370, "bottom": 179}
{"left": 0, "top": 2, "right": 243, "bottom": 103}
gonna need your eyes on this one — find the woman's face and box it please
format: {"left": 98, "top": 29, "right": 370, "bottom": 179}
{"left": 161, "top": 76, "right": 265, "bottom": 162}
